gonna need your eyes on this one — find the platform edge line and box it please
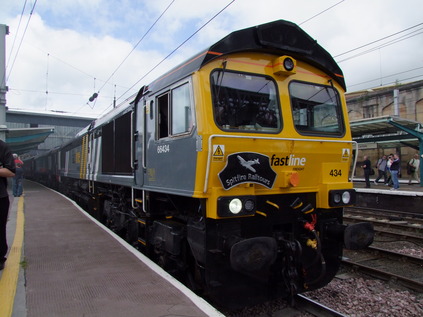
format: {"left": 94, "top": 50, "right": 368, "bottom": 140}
{"left": 0, "top": 196, "right": 25, "bottom": 317}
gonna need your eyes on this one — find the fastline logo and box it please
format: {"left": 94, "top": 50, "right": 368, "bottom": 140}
{"left": 270, "top": 154, "right": 306, "bottom": 167}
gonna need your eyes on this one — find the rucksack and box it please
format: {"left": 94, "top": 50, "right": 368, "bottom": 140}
{"left": 407, "top": 159, "right": 415, "bottom": 175}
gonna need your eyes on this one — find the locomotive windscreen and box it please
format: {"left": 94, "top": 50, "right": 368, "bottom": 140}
{"left": 211, "top": 70, "right": 281, "bottom": 132}
{"left": 289, "top": 81, "right": 345, "bottom": 136}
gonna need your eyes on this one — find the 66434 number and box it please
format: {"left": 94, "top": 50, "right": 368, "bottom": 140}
{"left": 157, "top": 144, "right": 170, "bottom": 154}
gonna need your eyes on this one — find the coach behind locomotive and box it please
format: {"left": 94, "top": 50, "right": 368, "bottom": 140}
{"left": 28, "top": 20, "right": 373, "bottom": 307}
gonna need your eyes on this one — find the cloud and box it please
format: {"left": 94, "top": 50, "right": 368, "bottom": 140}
{"left": 6, "top": 13, "right": 165, "bottom": 116}
{"left": 2, "top": 0, "right": 423, "bottom": 117}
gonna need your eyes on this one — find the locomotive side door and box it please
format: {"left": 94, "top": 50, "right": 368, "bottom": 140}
{"left": 133, "top": 98, "right": 145, "bottom": 187}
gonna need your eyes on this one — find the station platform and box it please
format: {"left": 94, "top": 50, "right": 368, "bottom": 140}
{"left": 2, "top": 180, "right": 422, "bottom": 317}
{"left": 0, "top": 181, "right": 224, "bottom": 317}
{"left": 353, "top": 178, "right": 423, "bottom": 195}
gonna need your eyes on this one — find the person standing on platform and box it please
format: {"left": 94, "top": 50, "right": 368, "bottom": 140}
{"left": 12, "top": 154, "right": 24, "bottom": 197}
{"left": 385, "top": 154, "right": 394, "bottom": 186}
{"left": 361, "top": 155, "right": 372, "bottom": 188}
{"left": 0, "top": 140, "right": 16, "bottom": 271}
{"left": 374, "top": 155, "right": 387, "bottom": 185}
{"left": 390, "top": 154, "right": 401, "bottom": 191}
{"left": 407, "top": 153, "right": 420, "bottom": 184}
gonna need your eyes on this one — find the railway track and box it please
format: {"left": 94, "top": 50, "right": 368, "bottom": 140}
{"left": 344, "top": 206, "right": 423, "bottom": 245}
{"left": 294, "top": 294, "right": 348, "bottom": 317}
{"left": 344, "top": 208, "right": 423, "bottom": 234}
{"left": 345, "top": 206, "right": 423, "bottom": 220}
{"left": 341, "top": 206, "right": 423, "bottom": 292}
{"left": 222, "top": 294, "right": 348, "bottom": 317}
{"left": 342, "top": 244, "right": 423, "bottom": 292}
{"left": 342, "top": 202, "right": 423, "bottom": 292}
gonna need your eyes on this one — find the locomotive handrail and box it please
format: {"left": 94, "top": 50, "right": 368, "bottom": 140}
{"left": 351, "top": 141, "right": 359, "bottom": 182}
{"left": 204, "top": 134, "right": 358, "bottom": 193}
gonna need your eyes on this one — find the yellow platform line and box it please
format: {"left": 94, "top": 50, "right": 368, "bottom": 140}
{"left": 0, "top": 197, "right": 25, "bottom": 317}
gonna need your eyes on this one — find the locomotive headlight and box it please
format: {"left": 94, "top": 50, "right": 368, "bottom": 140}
{"left": 229, "top": 198, "right": 243, "bottom": 214}
{"left": 283, "top": 57, "right": 295, "bottom": 71}
{"left": 342, "top": 191, "right": 351, "bottom": 204}
{"left": 272, "top": 55, "right": 296, "bottom": 76}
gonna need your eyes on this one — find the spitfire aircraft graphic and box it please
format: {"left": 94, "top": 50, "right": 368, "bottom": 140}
{"left": 237, "top": 155, "right": 260, "bottom": 173}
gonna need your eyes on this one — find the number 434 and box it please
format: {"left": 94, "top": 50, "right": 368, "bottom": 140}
{"left": 329, "top": 169, "right": 342, "bottom": 177}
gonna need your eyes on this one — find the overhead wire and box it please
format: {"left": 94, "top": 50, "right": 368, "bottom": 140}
{"left": 334, "top": 22, "right": 423, "bottom": 58}
{"left": 96, "top": 0, "right": 176, "bottom": 95}
{"left": 2, "top": 0, "right": 28, "bottom": 88}
{"left": 71, "top": 0, "right": 177, "bottom": 115}
{"left": 99, "top": 0, "right": 236, "bottom": 116}
{"left": 336, "top": 24, "right": 423, "bottom": 63}
{"left": 348, "top": 66, "right": 423, "bottom": 89}
{"left": 299, "top": 0, "right": 345, "bottom": 25}
{"left": 338, "top": 30, "right": 423, "bottom": 63}
{"left": 5, "top": 0, "right": 38, "bottom": 83}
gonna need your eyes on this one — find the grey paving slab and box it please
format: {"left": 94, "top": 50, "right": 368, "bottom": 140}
{"left": 22, "top": 181, "right": 220, "bottom": 317}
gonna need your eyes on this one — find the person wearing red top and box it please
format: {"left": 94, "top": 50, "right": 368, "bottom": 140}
{"left": 12, "top": 154, "right": 24, "bottom": 197}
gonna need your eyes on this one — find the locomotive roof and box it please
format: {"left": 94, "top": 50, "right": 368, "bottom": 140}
{"left": 78, "top": 20, "right": 346, "bottom": 137}
{"left": 145, "top": 19, "right": 346, "bottom": 95}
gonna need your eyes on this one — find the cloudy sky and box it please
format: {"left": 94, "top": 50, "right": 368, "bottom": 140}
{"left": 1, "top": 0, "right": 422, "bottom": 118}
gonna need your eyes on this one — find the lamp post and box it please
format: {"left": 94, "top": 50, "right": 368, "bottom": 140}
{"left": 0, "top": 24, "right": 9, "bottom": 141}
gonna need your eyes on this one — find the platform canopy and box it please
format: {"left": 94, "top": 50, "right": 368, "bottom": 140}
{"left": 350, "top": 116, "right": 422, "bottom": 149}
{"left": 6, "top": 127, "right": 54, "bottom": 155}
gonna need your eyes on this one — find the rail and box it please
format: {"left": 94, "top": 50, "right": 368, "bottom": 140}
{"left": 342, "top": 258, "right": 423, "bottom": 293}
{"left": 294, "top": 294, "right": 348, "bottom": 317}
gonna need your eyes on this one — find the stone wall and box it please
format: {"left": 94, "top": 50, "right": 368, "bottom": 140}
{"left": 346, "top": 80, "right": 423, "bottom": 177}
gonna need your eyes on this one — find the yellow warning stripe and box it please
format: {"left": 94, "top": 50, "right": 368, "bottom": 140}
{"left": 0, "top": 196, "right": 25, "bottom": 317}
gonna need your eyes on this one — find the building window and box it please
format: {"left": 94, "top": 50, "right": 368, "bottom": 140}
{"left": 363, "top": 104, "right": 377, "bottom": 118}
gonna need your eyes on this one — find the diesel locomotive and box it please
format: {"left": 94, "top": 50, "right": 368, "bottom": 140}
{"left": 27, "top": 20, "right": 373, "bottom": 306}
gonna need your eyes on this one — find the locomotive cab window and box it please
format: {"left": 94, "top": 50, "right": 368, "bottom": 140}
{"left": 289, "top": 81, "right": 345, "bottom": 136}
{"left": 157, "top": 82, "right": 193, "bottom": 139}
{"left": 211, "top": 70, "right": 281, "bottom": 132}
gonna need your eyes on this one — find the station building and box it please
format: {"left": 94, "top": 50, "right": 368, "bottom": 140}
{"left": 5, "top": 109, "right": 94, "bottom": 157}
{"left": 346, "top": 79, "right": 423, "bottom": 181}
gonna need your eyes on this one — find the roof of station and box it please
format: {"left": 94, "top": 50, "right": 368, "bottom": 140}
{"left": 5, "top": 127, "right": 55, "bottom": 155}
{"left": 350, "top": 115, "right": 422, "bottom": 149}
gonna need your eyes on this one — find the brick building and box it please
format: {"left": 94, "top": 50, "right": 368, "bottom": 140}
{"left": 346, "top": 80, "right": 423, "bottom": 178}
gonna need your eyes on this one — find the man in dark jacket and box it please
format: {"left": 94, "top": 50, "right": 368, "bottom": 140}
{"left": 362, "top": 155, "right": 372, "bottom": 188}
{"left": 0, "top": 140, "right": 16, "bottom": 270}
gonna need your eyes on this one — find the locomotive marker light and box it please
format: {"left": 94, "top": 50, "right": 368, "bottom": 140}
{"left": 333, "top": 193, "right": 342, "bottom": 204}
{"left": 329, "top": 189, "right": 355, "bottom": 207}
{"left": 244, "top": 198, "right": 255, "bottom": 212}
